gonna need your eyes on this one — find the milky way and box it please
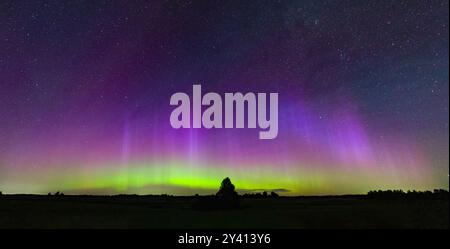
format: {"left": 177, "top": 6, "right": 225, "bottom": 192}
{"left": 0, "top": 0, "right": 448, "bottom": 195}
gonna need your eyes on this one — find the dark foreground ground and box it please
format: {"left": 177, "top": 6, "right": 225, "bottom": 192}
{"left": 0, "top": 195, "right": 448, "bottom": 229}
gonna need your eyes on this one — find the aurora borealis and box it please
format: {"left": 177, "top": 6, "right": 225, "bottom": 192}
{"left": 0, "top": 0, "right": 448, "bottom": 195}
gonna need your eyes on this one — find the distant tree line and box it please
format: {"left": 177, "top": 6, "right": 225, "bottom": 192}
{"left": 48, "top": 191, "right": 64, "bottom": 196}
{"left": 241, "top": 191, "right": 280, "bottom": 198}
{"left": 367, "top": 189, "right": 448, "bottom": 200}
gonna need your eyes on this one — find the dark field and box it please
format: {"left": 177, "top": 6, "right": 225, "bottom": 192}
{"left": 0, "top": 195, "right": 448, "bottom": 229}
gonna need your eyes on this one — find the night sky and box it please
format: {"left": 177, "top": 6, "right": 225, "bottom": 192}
{"left": 0, "top": 0, "right": 448, "bottom": 195}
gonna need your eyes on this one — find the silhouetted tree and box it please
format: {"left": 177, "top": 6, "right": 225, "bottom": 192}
{"left": 270, "top": 191, "right": 279, "bottom": 198}
{"left": 193, "top": 177, "right": 241, "bottom": 210}
{"left": 192, "top": 177, "right": 240, "bottom": 210}
{"left": 216, "top": 177, "right": 238, "bottom": 198}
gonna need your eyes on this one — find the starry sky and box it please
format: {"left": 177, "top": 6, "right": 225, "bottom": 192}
{"left": 0, "top": 0, "right": 448, "bottom": 195}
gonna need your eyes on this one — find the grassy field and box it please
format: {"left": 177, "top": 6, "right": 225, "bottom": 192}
{"left": 0, "top": 195, "right": 447, "bottom": 229}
